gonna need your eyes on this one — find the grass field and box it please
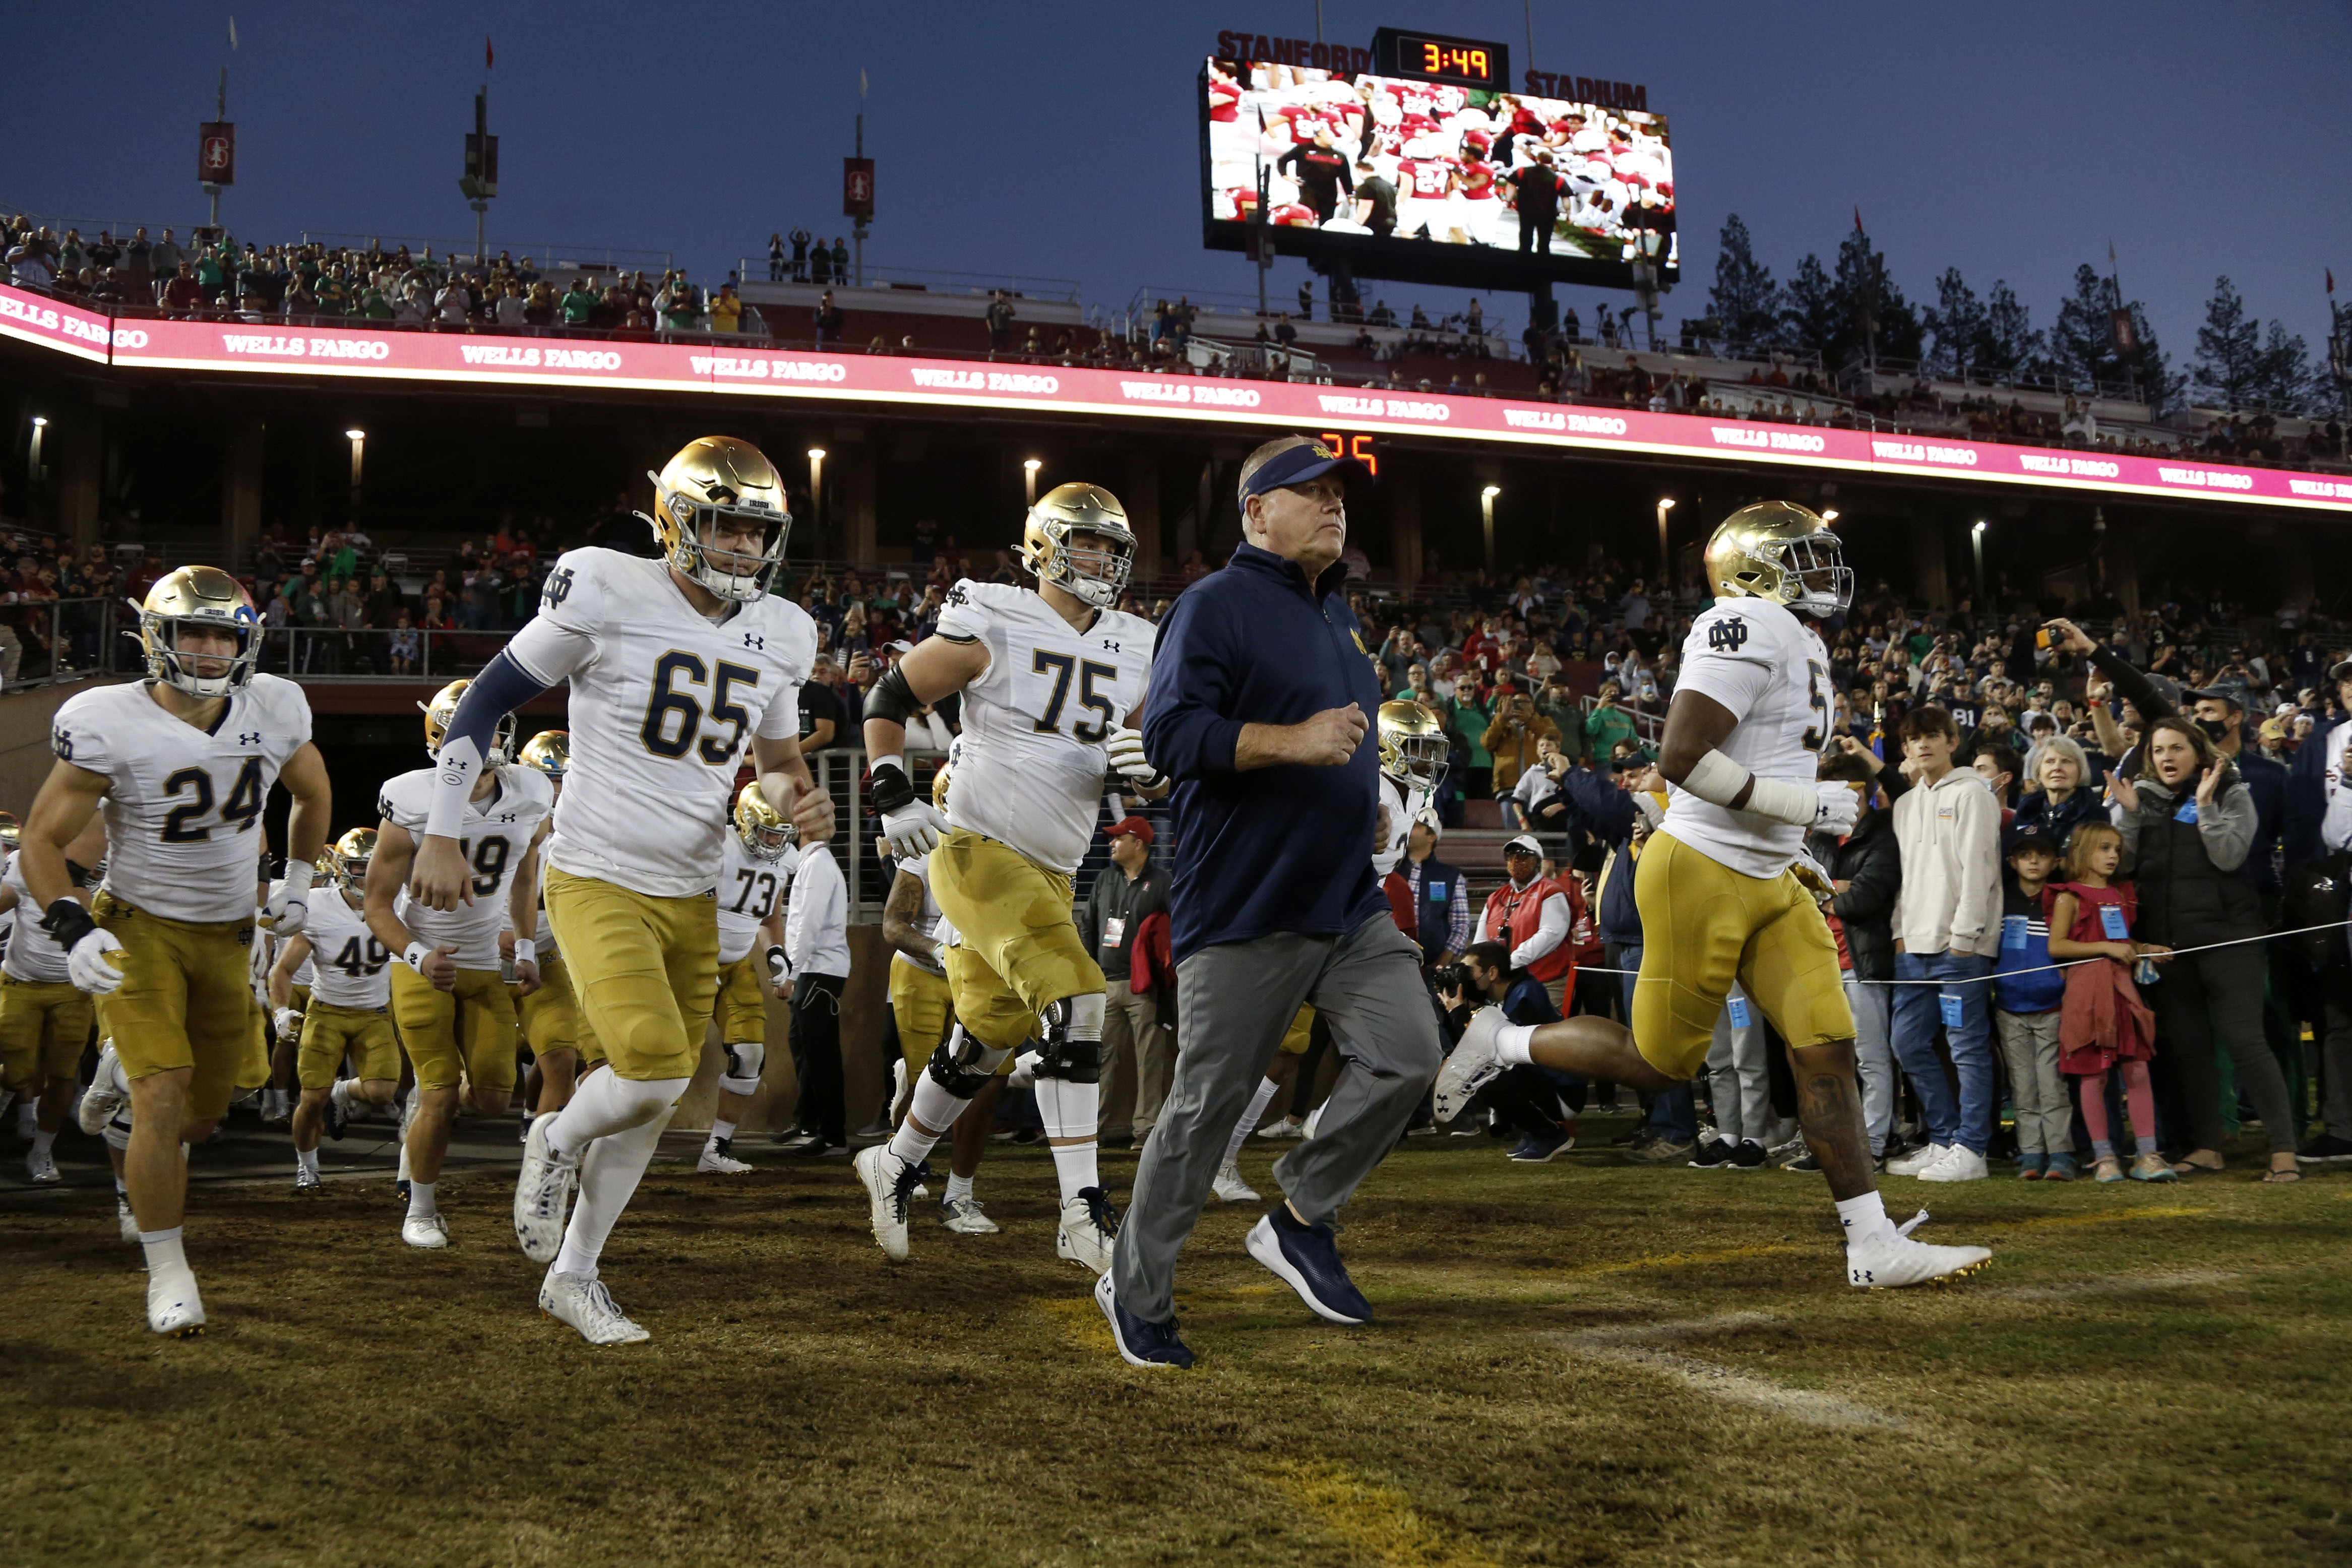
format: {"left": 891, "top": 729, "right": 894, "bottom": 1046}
{"left": 5, "top": 1119, "right": 2347, "bottom": 1567}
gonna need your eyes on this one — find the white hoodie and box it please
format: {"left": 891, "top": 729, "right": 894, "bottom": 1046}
{"left": 1890, "top": 766, "right": 2004, "bottom": 959}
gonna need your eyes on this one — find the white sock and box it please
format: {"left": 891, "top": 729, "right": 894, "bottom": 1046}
{"left": 944, "top": 1171, "right": 975, "bottom": 1204}
{"left": 1834, "top": 1190, "right": 1897, "bottom": 1246}
{"left": 20, "top": 1101, "right": 40, "bottom": 1134}
{"left": 407, "top": 1180, "right": 438, "bottom": 1219}
{"left": 296, "top": 1147, "right": 320, "bottom": 1177}
{"left": 888, "top": 1075, "right": 970, "bottom": 1165}
{"left": 113, "top": 1175, "right": 129, "bottom": 1198}
{"left": 1496, "top": 1023, "right": 1537, "bottom": 1065}
{"left": 1035, "top": 1077, "right": 1100, "bottom": 1202}
{"left": 331, "top": 1079, "right": 353, "bottom": 1117}
{"left": 31, "top": 1127, "right": 57, "bottom": 1158}
{"left": 1222, "top": 1077, "right": 1281, "bottom": 1168}
{"left": 139, "top": 1226, "right": 187, "bottom": 1274}
{"left": 553, "top": 1105, "right": 671, "bottom": 1280}
{"left": 545, "top": 1070, "right": 686, "bottom": 1160}
{"left": 710, "top": 1118, "right": 736, "bottom": 1144}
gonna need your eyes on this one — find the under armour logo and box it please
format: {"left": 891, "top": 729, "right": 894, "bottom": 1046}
{"left": 1101, "top": 639, "right": 1121, "bottom": 654}
{"left": 1707, "top": 617, "right": 1750, "bottom": 653}
{"left": 742, "top": 632, "right": 765, "bottom": 650}
{"left": 239, "top": 732, "right": 264, "bottom": 745}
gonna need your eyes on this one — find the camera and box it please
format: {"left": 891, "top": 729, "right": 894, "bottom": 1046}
{"left": 1431, "top": 962, "right": 1470, "bottom": 997}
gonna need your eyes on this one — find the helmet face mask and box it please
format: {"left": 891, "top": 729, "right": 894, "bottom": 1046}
{"left": 1705, "top": 501, "right": 1852, "bottom": 619}
{"left": 1021, "top": 483, "right": 1135, "bottom": 610}
{"left": 134, "top": 566, "right": 261, "bottom": 698}
{"left": 733, "top": 781, "right": 796, "bottom": 861}
{"left": 643, "top": 436, "right": 792, "bottom": 604}
{"left": 1376, "top": 700, "right": 1449, "bottom": 792}
{"left": 328, "top": 827, "right": 377, "bottom": 894}
{"left": 420, "top": 679, "right": 516, "bottom": 765}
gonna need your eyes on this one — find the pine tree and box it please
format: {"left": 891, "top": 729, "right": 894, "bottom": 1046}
{"left": 1706, "top": 214, "right": 1783, "bottom": 348}
{"left": 1830, "top": 227, "right": 1922, "bottom": 366}
{"left": 1979, "top": 280, "right": 2044, "bottom": 377}
{"left": 1780, "top": 254, "right": 1840, "bottom": 364}
{"left": 2193, "top": 276, "right": 2261, "bottom": 406}
{"left": 1924, "top": 268, "right": 1988, "bottom": 376}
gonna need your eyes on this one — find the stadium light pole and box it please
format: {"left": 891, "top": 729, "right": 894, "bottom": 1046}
{"left": 1025, "top": 458, "right": 1042, "bottom": 508}
{"left": 1971, "top": 519, "right": 1987, "bottom": 600}
{"left": 807, "top": 449, "right": 827, "bottom": 553}
{"left": 1655, "top": 497, "right": 1675, "bottom": 594}
{"left": 1481, "top": 484, "right": 1501, "bottom": 573}
{"left": 345, "top": 428, "right": 365, "bottom": 517}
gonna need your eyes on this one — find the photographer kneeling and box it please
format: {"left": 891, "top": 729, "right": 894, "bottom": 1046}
{"left": 1437, "top": 940, "right": 1578, "bottom": 1162}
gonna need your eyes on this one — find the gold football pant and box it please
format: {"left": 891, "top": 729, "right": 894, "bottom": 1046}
{"left": 715, "top": 953, "right": 770, "bottom": 1044}
{"left": 391, "top": 965, "right": 520, "bottom": 1093}
{"left": 1630, "top": 831, "right": 1854, "bottom": 1081}
{"left": 296, "top": 999, "right": 401, "bottom": 1090}
{"left": 928, "top": 829, "right": 1102, "bottom": 1054}
{"left": 888, "top": 957, "right": 955, "bottom": 1077}
{"left": 0, "top": 975, "right": 94, "bottom": 1088}
{"left": 518, "top": 952, "right": 580, "bottom": 1056}
{"left": 89, "top": 892, "right": 258, "bottom": 1122}
{"left": 1279, "top": 1003, "right": 1316, "bottom": 1056}
{"left": 543, "top": 865, "right": 716, "bottom": 1082}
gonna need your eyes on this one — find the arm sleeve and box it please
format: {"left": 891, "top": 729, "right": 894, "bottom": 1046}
{"left": 2198, "top": 782, "right": 2257, "bottom": 873}
{"left": 1509, "top": 892, "right": 1571, "bottom": 969}
{"left": 422, "top": 650, "right": 553, "bottom": 840}
{"left": 1140, "top": 594, "right": 1246, "bottom": 780}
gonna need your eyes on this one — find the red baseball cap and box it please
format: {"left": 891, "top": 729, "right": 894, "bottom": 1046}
{"left": 1105, "top": 815, "right": 1155, "bottom": 846}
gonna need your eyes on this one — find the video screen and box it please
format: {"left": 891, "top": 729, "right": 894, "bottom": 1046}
{"left": 1200, "top": 56, "right": 1677, "bottom": 289}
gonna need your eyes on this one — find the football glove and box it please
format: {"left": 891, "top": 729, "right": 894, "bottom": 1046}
{"left": 260, "top": 861, "right": 314, "bottom": 935}
{"left": 273, "top": 1006, "right": 304, "bottom": 1039}
{"left": 1789, "top": 845, "right": 1837, "bottom": 906}
{"left": 764, "top": 943, "right": 792, "bottom": 988}
{"left": 1105, "top": 725, "right": 1166, "bottom": 790}
{"left": 1812, "top": 781, "right": 1862, "bottom": 836}
{"left": 68, "top": 927, "right": 128, "bottom": 995}
{"left": 870, "top": 761, "right": 948, "bottom": 859}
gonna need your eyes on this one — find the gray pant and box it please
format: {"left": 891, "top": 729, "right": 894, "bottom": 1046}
{"left": 1845, "top": 975, "right": 1897, "bottom": 1150}
{"left": 1994, "top": 1008, "right": 2072, "bottom": 1156}
{"left": 1704, "top": 984, "right": 1789, "bottom": 1148}
{"left": 1112, "top": 913, "right": 1442, "bottom": 1323}
{"left": 1100, "top": 977, "right": 1173, "bottom": 1136}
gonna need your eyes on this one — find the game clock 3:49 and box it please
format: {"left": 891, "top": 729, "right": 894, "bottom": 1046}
{"left": 1371, "top": 27, "right": 1508, "bottom": 89}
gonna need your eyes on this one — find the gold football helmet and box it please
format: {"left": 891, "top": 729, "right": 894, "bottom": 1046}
{"left": 733, "top": 780, "right": 796, "bottom": 861}
{"left": 326, "top": 827, "right": 377, "bottom": 892}
{"left": 0, "top": 810, "right": 18, "bottom": 852}
{"left": 133, "top": 565, "right": 261, "bottom": 697}
{"left": 641, "top": 435, "right": 792, "bottom": 602}
{"left": 1377, "top": 700, "right": 1449, "bottom": 791}
{"left": 1020, "top": 482, "right": 1135, "bottom": 610}
{"left": 419, "top": 678, "right": 516, "bottom": 764}
{"left": 1704, "top": 500, "right": 1852, "bottom": 618}
{"left": 517, "top": 730, "right": 570, "bottom": 781}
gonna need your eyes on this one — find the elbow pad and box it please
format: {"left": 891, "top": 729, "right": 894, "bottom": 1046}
{"left": 863, "top": 663, "right": 921, "bottom": 727}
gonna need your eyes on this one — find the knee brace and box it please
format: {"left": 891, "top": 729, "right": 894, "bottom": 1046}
{"left": 926, "top": 1025, "right": 1012, "bottom": 1099}
{"left": 719, "top": 1040, "right": 767, "bottom": 1097}
{"left": 1034, "top": 992, "right": 1106, "bottom": 1084}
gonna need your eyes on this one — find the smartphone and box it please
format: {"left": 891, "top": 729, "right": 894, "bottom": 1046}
{"left": 2035, "top": 629, "right": 2052, "bottom": 650}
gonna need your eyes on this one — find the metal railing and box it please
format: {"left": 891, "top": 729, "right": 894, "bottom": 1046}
{"left": 0, "top": 599, "right": 136, "bottom": 691}
{"left": 739, "top": 258, "right": 1081, "bottom": 302}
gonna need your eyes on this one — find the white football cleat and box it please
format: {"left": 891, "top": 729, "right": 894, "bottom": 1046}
{"left": 294, "top": 1166, "right": 322, "bottom": 1193}
{"left": 1885, "top": 1142, "right": 1952, "bottom": 1177}
{"left": 1918, "top": 1146, "right": 1989, "bottom": 1182}
{"left": 1431, "top": 1005, "right": 1509, "bottom": 1123}
{"left": 116, "top": 1198, "right": 141, "bottom": 1244}
{"left": 539, "top": 1271, "right": 650, "bottom": 1346}
{"left": 938, "top": 1196, "right": 1000, "bottom": 1234}
{"left": 854, "top": 1145, "right": 920, "bottom": 1262}
{"left": 1211, "top": 1160, "right": 1260, "bottom": 1203}
{"left": 146, "top": 1264, "right": 206, "bottom": 1337}
{"left": 1846, "top": 1216, "right": 1992, "bottom": 1289}
{"left": 78, "top": 1042, "right": 128, "bottom": 1135}
{"left": 1056, "top": 1187, "right": 1119, "bottom": 1276}
{"left": 513, "top": 1116, "right": 580, "bottom": 1264}
{"left": 402, "top": 1213, "right": 451, "bottom": 1249}
{"left": 1254, "top": 1117, "right": 1304, "bottom": 1140}
{"left": 696, "top": 1138, "right": 754, "bottom": 1174}
{"left": 26, "top": 1147, "right": 60, "bottom": 1183}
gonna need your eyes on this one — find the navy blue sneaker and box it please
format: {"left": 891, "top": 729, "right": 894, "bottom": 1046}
{"left": 1246, "top": 1207, "right": 1373, "bottom": 1325}
{"left": 1507, "top": 1124, "right": 1576, "bottom": 1162}
{"left": 1094, "top": 1272, "right": 1194, "bottom": 1369}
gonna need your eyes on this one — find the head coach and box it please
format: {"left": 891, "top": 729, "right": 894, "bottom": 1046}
{"left": 1097, "top": 435, "right": 1443, "bottom": 1368}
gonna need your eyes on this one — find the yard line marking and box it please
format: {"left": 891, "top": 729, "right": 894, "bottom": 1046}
{"left": 1991, "top": 1205, "right": 2208, "bottom": 1232}
{"left": 1030, "top": 1295, "right": 1115, "bottom": 1355}
{"left": 1979, "top": 1269, "right": 2239, "bottom": 1301}
{"left": 1548, "top": 1312, "right": 1905, "bottom": 1431}
{"left": 1272, "top": 1462, "right": 1501, "bottom": 1567}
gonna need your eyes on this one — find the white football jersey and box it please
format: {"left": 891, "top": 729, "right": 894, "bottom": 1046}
{"left": 506, "top": 548, "right": 818, "bottom": 899}
{"left": 714, "top": 830, "right": 788, "bottom": 966}
{"left": 50, "top": 675, "right": 313, "bottom": 924}
{"left": 934, "top": 580, "right": 1156, "bottom": 873}
{"left": 381, "top": 763, "right": 554, "bottom": 969}
{"left": 2, "top": 854, "right": 73, "bottom": 983}
{"left": 1372, "top": 775, "right": 1432, "bottom": 879}
{"left": 1661, "top": 596, "right": 1833, "bottom": 879}
{"left": 301, "top": 886, "right": 392, "bottom": 1009}
{"left": 889, "top": 853, "right": 948, "bottom": 978}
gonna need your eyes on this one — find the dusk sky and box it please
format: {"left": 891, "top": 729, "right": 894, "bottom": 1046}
{"left": 15, "top": 1, "right": 2350, "bottom": 373}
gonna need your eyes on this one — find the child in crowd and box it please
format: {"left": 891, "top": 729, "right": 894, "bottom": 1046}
{"left": 2044, "top": 822, "right": 2173, "bottom": 1183}
{"left": 1992, "top": 822, "right": 2074, "bottom": 1180}
{"left": 387, "top": 610, "right": 418, "bottom": 675}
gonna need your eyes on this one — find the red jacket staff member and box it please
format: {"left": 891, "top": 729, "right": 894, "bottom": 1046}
{"left": 1479, "top": 834, "right": 1579, "bottom": 998}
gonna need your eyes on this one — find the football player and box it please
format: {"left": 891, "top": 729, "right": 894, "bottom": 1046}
{"left": 878, "top": 751, "right": 1003, "bottom": 1234}
{"left": 1436, "top": 505, "right": 1993, "bottom": 1289}
{"left": 18, "top": 566, "right": 331, "bottom": 1335}
{"left": 854, "top": 482, "right": 1161, "bottom": 1273}
{"left": 699, "top": 782, "right": 794, "bottom": 1174}
{"left": 255, "top": 856, "right": 308, "bottom": 1123}
{"left": 510, "top": 731, "right": 584, "bottom": 1130}
{"left": 1208, "top": 702, "right": 1448, "bottom": 1200}
{"left": 274, "top": 829, "right": 398, "bottom": 1190}
{"left": 0, "top": 813, "right": 104, "bottom": 1183}
{"left": 365, "top": 679, "right": 554, "bottom": 1250}
{"left": 413, "top": 435, "right": 828, "bottom": 1346}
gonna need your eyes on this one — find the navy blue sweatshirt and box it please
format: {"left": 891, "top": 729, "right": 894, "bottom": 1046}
{"left": 1143, "top": 542, "right": 1386, "bottom": 962}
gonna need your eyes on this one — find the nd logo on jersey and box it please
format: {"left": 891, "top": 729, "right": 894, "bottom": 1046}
{"left": 1707, "top": 616, "right": 1750, "bottom": 653}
